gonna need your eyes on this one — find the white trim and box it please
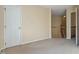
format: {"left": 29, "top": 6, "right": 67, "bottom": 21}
{"left": 49, "top": 8, "right": 52, "bottom": 38}
{"left": 21, "top": 36, "right": 50, "bottom": 45}
{"left": 76, "top": 8, "right": 78, "bottom": 46}
{"left": 3, "top": 6, "right": 6, "bottom": 49}
{"left": 3, "top": 36, "right": 50, "bottom": 48}
{"left": 18, "top": 6, "right": 22, "bottom": 46}
{"left": 20, "top": 6, "right": 23, "bottom": 45}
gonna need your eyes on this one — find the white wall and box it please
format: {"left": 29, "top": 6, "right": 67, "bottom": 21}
{"left": 21, "top": 6, "right": 51, "bottom": 44}
{"left": 66, "top": 8, "right": 71, "bottom": 39}
{"left": 0, "top": 5, "right": 51, "bottom": 49}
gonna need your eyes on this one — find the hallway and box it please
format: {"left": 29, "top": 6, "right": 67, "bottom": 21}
{"left": 4, "top": 38, "right": 79, "bottom": 54}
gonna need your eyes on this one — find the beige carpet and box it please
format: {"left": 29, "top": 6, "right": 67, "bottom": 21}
{"left": 3, "top": 38, "right": 79, "bottom": 54}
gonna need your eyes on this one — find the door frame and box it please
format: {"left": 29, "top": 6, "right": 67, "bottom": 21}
{"left": 66, "top": 8, "right": 77, "bottom": 39}
{"left": 76, "top": 8, "right": 78, "bottom": 46}
{"left": 69, "top": 8, "right": 78, "bottom": 46}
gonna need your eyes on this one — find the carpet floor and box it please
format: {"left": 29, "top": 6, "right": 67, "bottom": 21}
{"left": 4, "top": 38, "right": 79, "bottom": 54}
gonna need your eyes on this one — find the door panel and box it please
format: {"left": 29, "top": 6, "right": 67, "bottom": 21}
{"left": 4, "top": 6, "right": 21, "bottom": 48}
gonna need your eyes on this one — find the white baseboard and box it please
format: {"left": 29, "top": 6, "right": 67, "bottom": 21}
{"left": 4, "top": 36, "right": 51, "bottom": 49}
{"left": 3, "top": 36, "right": 50, "bottom": 49}
{"left": 21, "top": 36, "right": 50, "bottom": 45}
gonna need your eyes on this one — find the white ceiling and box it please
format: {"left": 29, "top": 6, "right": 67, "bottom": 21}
{"left": 43, "top": 5, "right": 73, "bottom": 16}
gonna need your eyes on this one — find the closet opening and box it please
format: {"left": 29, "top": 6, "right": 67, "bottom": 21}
{"left": 71, "top": 12, "right": 76, "bottom": 39}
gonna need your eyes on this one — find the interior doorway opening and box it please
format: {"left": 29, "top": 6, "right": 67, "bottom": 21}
{"left": 71, "top": 12, "right": 76, "bottom": 40}
{"left": 51, "top": 15, "right": 66, "bottom": 38}
{"left": 61, "top": 16, "right": 66, "bottom": 38}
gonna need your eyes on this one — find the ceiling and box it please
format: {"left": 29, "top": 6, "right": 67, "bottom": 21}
{"left": 43, "top": 5, "right": 74, "bottom": 16}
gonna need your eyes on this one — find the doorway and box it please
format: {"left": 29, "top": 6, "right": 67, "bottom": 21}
{"left": 71, "top": 12, "right": 76, "bottom": 39}
{"left": 51, "top": 16, "right": 63, "bottom": 38}
{"left": 61, "top": 16, "right": 66, "bottom": 38}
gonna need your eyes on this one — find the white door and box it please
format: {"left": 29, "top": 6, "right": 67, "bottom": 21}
{"left": 4, "top": 6, "right": 21, "bottom": 48}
